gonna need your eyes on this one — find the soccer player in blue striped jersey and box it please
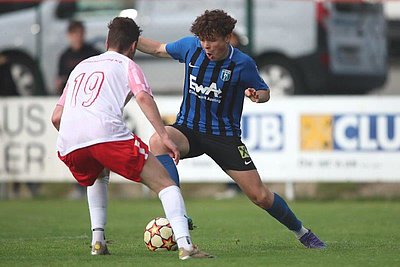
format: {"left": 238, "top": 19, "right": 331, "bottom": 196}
{"left": 138, "top": 9, "right": 326, "bottom": 249}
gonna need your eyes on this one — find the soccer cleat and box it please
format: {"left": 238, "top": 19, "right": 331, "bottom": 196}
{"left": 91, "top": 241, "right": 111, "bottom": 255}
{"left": 299, "top": 229, "right": 326, "bottom": 249}
{"left": 179, "top": 245, "right": 214, "bottom": 260}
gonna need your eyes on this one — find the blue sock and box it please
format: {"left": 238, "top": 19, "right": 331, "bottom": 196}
{"left": 156, "top": 154, "right": 180, "bottom": 187}
{"left": 266, "top": 193, "right": 302, "bottom": 231}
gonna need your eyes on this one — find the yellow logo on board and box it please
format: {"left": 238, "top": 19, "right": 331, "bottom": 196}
{"left": 300, "top": 115, "right": 333, "bottom": 151}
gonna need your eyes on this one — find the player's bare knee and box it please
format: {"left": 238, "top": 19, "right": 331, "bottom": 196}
{"left": 148, "top": 133, "right": 160, "bottom": 149}
{"left": 149, "top": 133, "right": 165, "bottom": 154}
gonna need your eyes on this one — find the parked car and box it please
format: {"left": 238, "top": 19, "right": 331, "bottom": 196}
{"left": 385, "top": 1, "right": 400, "bottom": 57}
{"left": 0, "top": 0, "right": 133, "bottom": 96}
{"left": 0, "top": 0, "right": 387, "bottom": 96}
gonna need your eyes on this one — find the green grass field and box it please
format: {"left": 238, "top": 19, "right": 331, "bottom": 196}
{"left": 1, "top": 197, "right": 399, "bottom": 266}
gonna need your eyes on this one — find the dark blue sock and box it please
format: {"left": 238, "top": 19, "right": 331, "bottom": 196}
{"left": 266, "top": 193, "right": 302, "bottom": 231}
{"left": 156, "top": 154, "right": 180, "bottom": 187}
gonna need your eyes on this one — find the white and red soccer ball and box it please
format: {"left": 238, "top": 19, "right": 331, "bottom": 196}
{"left": 143, "top": 217, "right": 177, "bottom": 251}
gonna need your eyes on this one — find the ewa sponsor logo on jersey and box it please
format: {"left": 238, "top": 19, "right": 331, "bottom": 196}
{"left": 189, "top": 74, "right": 222, "bottom": 103}
{"left": 301, "top": 114, "right": 400, "bottom": 151}
{"left": 241, "top": 114, "right": 284, "bottom": 151}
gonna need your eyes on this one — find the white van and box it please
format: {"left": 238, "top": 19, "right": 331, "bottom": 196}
{"left": 385, "top": 1, "right": 400, "bottom": 56}
{"left": 134, "top": 0, "right": 387, "bottom": 95}
{"left": 0, "top": 0, "right": 387, "bottom": 96}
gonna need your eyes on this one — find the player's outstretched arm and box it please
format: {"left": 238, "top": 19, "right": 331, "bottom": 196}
{"left": 245, "top": 88, "right": 270, "bottom": 103}
{"left": 135, "top": 91, "right": 180, "bottom": 164}
{"left": 137, "top": 37, "right": 171, "bottom": 58}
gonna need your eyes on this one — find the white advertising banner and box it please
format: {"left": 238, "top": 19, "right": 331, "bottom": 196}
{"left": 0, "top": 98, "right": 69, "bottom": 182}
{"left": 1, "top": 96, "right": 399, "bottom": 183}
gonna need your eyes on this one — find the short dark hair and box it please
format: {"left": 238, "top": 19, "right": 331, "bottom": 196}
{"left": 67, "top": 20, "right": 84, "bottom": 33}
{"left": 107, "top": 17, "right": 142, "bottom": 52}
{"left": 190, "top": 10, "right": 237, "bottom": 40}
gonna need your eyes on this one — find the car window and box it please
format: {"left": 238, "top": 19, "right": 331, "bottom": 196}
{"left": 76, "top": 0, "right": 135, "bottom": 17}
{"left": 0, "top": 1, "right": 41, "bottom": 15}
{"left": 56, "top": 0, "right": 136, "bottom": 19}
{"left": 335, "top": 3, "right": 381, "bottom": 13}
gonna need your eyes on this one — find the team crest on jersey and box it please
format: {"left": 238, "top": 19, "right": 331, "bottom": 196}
{"left": 220, "top": 69, "right": 231, "bottom": 82}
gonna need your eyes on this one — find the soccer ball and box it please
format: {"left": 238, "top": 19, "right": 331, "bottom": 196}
{"left": 143, "top": 217, "right": 177, "bottom": 251}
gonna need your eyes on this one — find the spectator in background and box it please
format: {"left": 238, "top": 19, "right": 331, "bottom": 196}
{"left": 230, "top": 31, "right": 248, "bottom": 52}
{"left": 56, "top": 20, "right": 100, "bottom": 94}
{"left": 56, "top": 20, "right": 100, "bottom": 199}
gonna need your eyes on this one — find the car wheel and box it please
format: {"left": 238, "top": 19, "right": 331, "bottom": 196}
{"left": 7, "top": 54, "right": 44, "bottom": 96}
{"left": 258, "top": 56, "right": 304, "bottom": 96}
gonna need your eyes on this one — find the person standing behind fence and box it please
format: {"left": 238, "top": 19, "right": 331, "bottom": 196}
{"left": 56, "top": 20, "right": 100, "bottom": 95}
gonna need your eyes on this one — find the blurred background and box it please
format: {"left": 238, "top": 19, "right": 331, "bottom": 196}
{"left": 0, "top": 0, "right": 399, "bottom": 200}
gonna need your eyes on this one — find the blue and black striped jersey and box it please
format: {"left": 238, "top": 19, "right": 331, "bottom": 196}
{"left": 166, "top": 36, "right": 269, "bottom": 137}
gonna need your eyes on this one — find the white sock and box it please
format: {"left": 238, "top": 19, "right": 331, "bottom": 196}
{"left": 158, "top": 185, "right": 193, "bottom": 251}
{"left": 92, "top": 229, "right": 105, "bottom": 245}
{"left": 176, "top": 236, "right": 193, "bottom": 251}
{"left": 87, "top": 176, "right": 109, "bottom": 245}
{"left": 293, "top": 226, "right": 309, "bottom": 239}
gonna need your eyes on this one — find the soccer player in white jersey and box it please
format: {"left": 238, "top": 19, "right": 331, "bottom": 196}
{"left": 51, "top": 17, "right": 212, "bottom": 260}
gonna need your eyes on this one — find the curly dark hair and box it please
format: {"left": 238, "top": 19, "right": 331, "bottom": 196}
{"left": 190, "top": 10, "right": 237, "bottom": 40}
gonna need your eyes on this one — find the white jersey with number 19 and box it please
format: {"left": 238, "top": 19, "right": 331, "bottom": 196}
{"left": 56, "top": 51, "right": 152, "bottom": 156}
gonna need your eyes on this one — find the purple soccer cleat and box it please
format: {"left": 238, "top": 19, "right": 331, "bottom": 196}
{"left": 299, "top": 229, "right": 326, "bottom": 249}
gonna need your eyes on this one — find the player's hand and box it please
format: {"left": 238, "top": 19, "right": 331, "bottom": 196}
{"left": 161, "top": 136, "right": 180, "bottom": 165}
{"left": 245, "top": 88, "right": 259, "bottom": 102}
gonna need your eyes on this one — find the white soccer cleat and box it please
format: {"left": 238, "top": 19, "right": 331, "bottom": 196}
{"left": 178, "top": 245, "right": 214, "bottom": 260}
{"left": 91, "top": 241, "right": 110, "bottom": 256}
